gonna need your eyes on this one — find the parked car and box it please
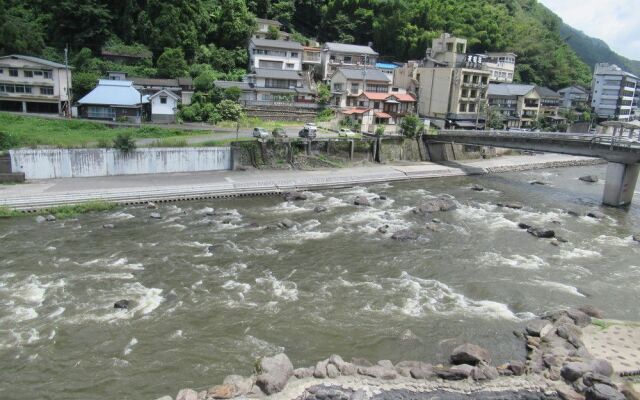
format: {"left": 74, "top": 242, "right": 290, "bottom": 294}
{"left": 298, "top": 128, "right": 317, "bottom": 139}
{"left": 252, "top": 127, "right": 269, "bottom": 139}
{"left": 338, "top": 128, "right": 356, "bottom": 137}
{"left": 303, "top": 122, "right": 318, "bottom": 131}
{"left": 272, "top": 127, "right": 288, "bottom": 138}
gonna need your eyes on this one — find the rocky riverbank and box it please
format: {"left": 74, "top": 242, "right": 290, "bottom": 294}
{"left": 156, "top": 308, "right": 638, "bottom": 400}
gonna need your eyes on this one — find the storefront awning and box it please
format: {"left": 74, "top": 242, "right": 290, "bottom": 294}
{"left": 374, "top": 111, "right": 392, "bottom": 119}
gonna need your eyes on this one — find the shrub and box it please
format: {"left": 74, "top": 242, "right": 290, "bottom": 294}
{"left": 96, "top": 138, "right": 111, "bottom": 148}
{"left": 112, "top": 133, "right": 136, "bottom": 153}
{"left": 0, "top": 131, "right": 19, "bottom": 150}
{"left": 375, "top": 126, "right": 386, "bottom": 136}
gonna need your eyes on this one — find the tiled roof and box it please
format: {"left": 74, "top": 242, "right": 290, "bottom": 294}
{"left": 342, "top": 108, "right": 370, "bottom": 115}
{"left": 535, "top": 86, "right": 561, "bottom": 99}
{"left": 392, "top": 93, "right": 416, "bottom": 102}
{"left": 77, "top": 80, "right": 145, "bottom": 106}
{"left": 251, "top": 68, "right": 302, "bottom": 80}
{"left": 131, "top": 77, "right": 180, "bottom": 87}
{"left": 361, "top": 92, "right": 390, "bottom": 100}
{"left": 250, "top": 38, "right": 303, "bottom": 51}
{"left": 214, "top": 81, "right": 253, "bottom": 90}
{"left": 488, "top": 83, "right": 535, "bottom": 97}
{"left": 324, "top": 43, "right": 378, "bottom": 55}
{"left": 0, "top": 54, "right": 69, "bottom": 69}
{"left": 336, "top": 68, "right": 390, "bottom": 82}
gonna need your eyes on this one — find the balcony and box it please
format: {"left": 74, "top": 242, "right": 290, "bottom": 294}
{"left": 302, "top": 53, "right": 321, "bottom": 63}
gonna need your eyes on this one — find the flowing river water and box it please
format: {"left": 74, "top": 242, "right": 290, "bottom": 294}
{"left": 1, "top": 164, "right": 639, "bottom": 399}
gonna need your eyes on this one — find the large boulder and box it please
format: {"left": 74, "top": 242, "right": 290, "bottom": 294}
{"left": 471, "top": 184, "right": 484, "bottom": 191}
{"left": 450, "top": 343, "right": 491, "bottom": 365}
{"left": 283, "top": 191, "right": 307, "bottom": 201}
{"left": 497, "top": 202, "right": 524, "bottom": 209}
{"left": 175, "top": 388, "right": 198, "bottom": 400}
{"left": 314, "top": 205, "right": 328, "bottom": 213}
{"left": 585, "top": 384, "right": 625, "bottom": 400}
{"left": 357, "top": 365, "right": 398, "bottom": 380}
{"left": 45, "top": 214, "right": 57, "bottom": 222}
{"left": 150, "top": 212, "right": 162, "bottom": 220}
{"left": 114, "top": 299, "right": 130, "bottom": 309}
{"left": 435, "top": 365, "right": 474, "bottom": 380}
{"left": 586, "top": 211, "right": 605, "bottom": 220}
{"left": 579, "top": 175, "right": 599, "bottom": 183}
{"left": 354, "top": 196, "right": 370, "bottom": 206}
{"left": 414, "top": 198, "right": 457, "bottom": 214}
{"left": 578, "top": 306, "right": 604, "bottom": 319}
{"left": 391, "top": 229, "right": 418, "bottom": 241}
{"left": 633, "top": 235, "right": 640, "bottom": 243}
{"left": 566, "top": 309, "right": 592, "bottom": 327}
{"left": 589, "top": 359, "right": 613, "bottom": 378}
{"left": 527, "top": 227, "right": 555, "bottom": 239}
{"left": 293, "top": 367, "right": 314, "bottom": 379}
{"left": 207, "top": 384, "right": 238, "bottom": 399}
{"left": 471, "top": 364, "right": 499, "bottom": 381}
{"left": 255, "top": 353, "right": 294, "bottom": 395}
{"left": 561, "top": 362, "right": 591, "bottom": 382}
{"left": 526, "top": 319, "right": 554, "bottom": 337}
{"left": 278, "top": 218, "right": 296, "bottom": 229}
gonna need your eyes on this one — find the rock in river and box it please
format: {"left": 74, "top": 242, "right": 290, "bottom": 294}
{"left": 103, "top": 224, "right": 115, "bottom": 229}
{"left": 391, "top": 229, "right": 418, "bottom": 241}
{"left": 283, "top": 191, "right": 307, "bottom": 201}
{"left": 586, "top": 210, "right": 605, "bottom": 219}
{"left": 497, "top": 202, "right": 523, "bottom": 209}
{"left": 45, "top": 214, "right": 57, "bottom": 222}
{"left": 633, "top": 234, "right": 640, "bottom": 243}
{"left": 354, "top": 196, "right": 370, "bottom": 206}
{"left": 114, "top": 299, "right": 130, "bottom": 309}
{"left": 527, "top": 227, "right": 555, "bottom": 238}
{"left": 255, "top": 353, "right": 293, "bottom": 395}
{"left": 579, "top": 175, "right": 599, "bottom": 183}
{"left": 314, "top": 205, "right": 328, "bottom": 213}
{"left": 450, "top": 343, "right": 491, "bottom": 365}
{"left": 471, "top": 184, "right": 484, "bottom": 191}
{"left": 413, "top": 198, "right": 457, "bottom": 214}
{"left": 150, "top": 212, "right": 162, "bottom": 219}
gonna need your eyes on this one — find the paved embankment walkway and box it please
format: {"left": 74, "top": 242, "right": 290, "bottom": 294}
{"left": 0, "top": 154, "right": 603, "bottom": 211}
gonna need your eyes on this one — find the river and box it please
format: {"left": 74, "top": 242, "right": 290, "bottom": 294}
{"left": 1, "top": 164, "right": 639, "bottom": 399}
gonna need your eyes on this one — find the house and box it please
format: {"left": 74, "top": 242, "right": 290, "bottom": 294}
{"left": 248, "top": 38, "right": 303, "bottom": 71}
{"left": 302, "top": 46, "right": 322, "bottom": 70}
{"left": 148, "top": 89, "right": 180, "bottom": 123}
{"left": 0, "top": 54, "right": 72, "bottom": 115}
{"left": 76, "top": 80, "right": 148, "bottom": 123}
{"left": 483, "top": 52, "right": 516, "bottom": 83}
{"left": 535, "top": 86, "right": 564, "bottom": 127}
{"left": 130, "top": 76, "right": 194, "bottom": 106}
{"left": 591, "top": 63, "right": 638, "bottom": 121}
{"left": 321, "top": 43, "right": 378, "bottom": 81}
{"left": 253, "top": 18, "right": 283, "bottom": 39}
{"left": 329, "top": 67, "right": 391, "bottom": 108}
{"left": 246, "top": 68, "right": 313, "bottom": 104}
{"left": 214, "top": 81, "right": 254, "bottom": 103}
{"left": 101, "top": 48, "right": 152, "bottom": 65}
{"left": 487, "top": 83, "right": 540, "bottom": 129}
{"left": 415, "top": 34, "right": 491, "bottom": 129}
{"left": 557, "top": 85, "right": 589, "bottom": 110}
{"left": 376, "top": 62, "right": 399, "bottom": 81}
{"left": 339, "top": 91, "right": 416, "bottom": 132}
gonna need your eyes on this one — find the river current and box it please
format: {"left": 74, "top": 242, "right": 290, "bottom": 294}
{"left": 1, "top": 164, "right": 639, "bottom": 399}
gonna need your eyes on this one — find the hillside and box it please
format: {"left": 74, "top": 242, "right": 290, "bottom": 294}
{"left": 0, "top": 0, "right": 606, "bottom": 91}
{"left": 560, "top": 23, "right": 640, "bottom": 76}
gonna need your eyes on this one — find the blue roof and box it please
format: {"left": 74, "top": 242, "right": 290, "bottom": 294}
{"left": 78, "top": 80, "right": 146, "bottom": 106}
{"left": 375, "top": 62, "right": 398, "bottom": 70}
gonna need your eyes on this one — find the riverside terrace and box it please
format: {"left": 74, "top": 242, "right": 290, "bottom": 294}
{"left": 425, "top": 130, "right": 640, "bottom": 207}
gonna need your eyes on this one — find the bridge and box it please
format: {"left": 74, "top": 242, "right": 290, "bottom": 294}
{"left": 425, "top": 130, "right": 640, "bottom": 207}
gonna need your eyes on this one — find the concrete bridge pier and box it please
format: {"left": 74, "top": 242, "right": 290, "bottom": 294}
{"left": 603, "top": 162, "right": 640, "bottom": 207}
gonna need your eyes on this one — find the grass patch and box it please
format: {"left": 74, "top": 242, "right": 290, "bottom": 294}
{"left": 0, "top": 200, "right": 117, "bottom": 219}
{"left": 146, "top": 137, "right": 189, "bottom": 147}
{"left": 216, "top": 117, "right": 303, "bottom": 130}
{"left": 591, "top": 318, "right": 610, "bottom": 329}
{"left": 0, "top": 113, "right": 199, "bottom": 148}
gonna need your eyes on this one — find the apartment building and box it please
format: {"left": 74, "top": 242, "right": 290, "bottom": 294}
{"left": 415, "top": 34, "right": 490, "bottom": 128}
{"left": 0, "top": 54, "right": 72, "bottom": 115}
{"left": 487, "top": 83, "right": 540, "bottom": 129}
{"left": 248, "top": 38, "right": 303, "bottom": 71}
{"left": 320, "top": 43, "right": 378, "bottom": 81}
{"left": 557, "top": 85, "right": 589, "bottom": 110}
{"left": 483, "top": 52, "right": 516, "bottom": 83}
{"left": 591, "top": 63, "right": 638, "bottom": 121}
{"left": 329, "top": 67, "right": 391, "bottom": 108}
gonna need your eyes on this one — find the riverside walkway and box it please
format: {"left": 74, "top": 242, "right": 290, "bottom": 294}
{"left": 427, "top": 130, "right": 640, "bottom": 206}
{"left": 0, "top": 154, "right": 599, "bottom": 211}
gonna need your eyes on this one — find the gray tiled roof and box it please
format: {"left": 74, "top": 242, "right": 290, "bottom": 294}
{"left": 324, "top": 43, "right": 378, "bottom": 56}
{"left": 255, "top": 18, "right": 282, "bottom": 26}
{"left": 0, "top": 54, "right": 69, "bottom": 69}
{"left": 214, "top": 81, "right": 253, "bottom": 90}
{"left": 335, "top": 67, "right": 390, "bottom": 82}
{"left": 534, "top": 86, "right": 561, "bottom": 98}
{"left": 251, "top": 68, "right": 302, "bottom": 80}
{"left": 250, "top": 38, "right": 303, "bottom": 51}
{"left": 488, "top": 83, "right": 535, "bottom": 97}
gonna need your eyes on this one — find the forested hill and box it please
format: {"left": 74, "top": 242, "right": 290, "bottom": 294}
{"left": 560, "top": 23, "right": 640, "bottom": 76}
{"left": 0, "top": 0, "right": 620, "bottom": 90}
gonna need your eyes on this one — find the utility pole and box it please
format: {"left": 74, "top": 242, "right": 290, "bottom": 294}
{"left": 64, "top": 45, "right": 70, "bottom": 118}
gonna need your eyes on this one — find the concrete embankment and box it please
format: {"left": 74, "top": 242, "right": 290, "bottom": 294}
{"left": 0, "top": 154, "right": 604, "bottom": 211}
{"left": 157, "top": 307, "right": 639, "bottom": 400}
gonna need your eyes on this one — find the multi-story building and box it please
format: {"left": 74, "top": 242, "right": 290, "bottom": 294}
{"left": 248, "top": 38, "right": 303, "bottom": 72}
{"left": 591, "top": 63, "right": 638, "bottom": 121}
{"left": 245, "top": 68, "right": 313, "bottom": 104}
{"left": 329, "top": 67, "right": 391, "bottom": 108}
{"left": 302, "top": 46, "right": 322, "bottom": 70}
{"left": 0, "top": 54, "right": 72, "bottom": 115}
{"left": 535, "top": 86, "right": 561, "bottom": 117}
{"left": 482, "top": 52, "right": 516, "bottom": 83}
{"left": 339, "top": 91, "right": 416, "bottom": 132}
{"left": 320, "top": 43, "right": 378, "bottom": 81}
{"left": 487, "top": 83, "right": 540, "bottom": 129}
{"left": 415, "top": 34, "right": 490, "bottom": 128}
{"left": 557, "top": 85, "right": 590, "bottom": 110}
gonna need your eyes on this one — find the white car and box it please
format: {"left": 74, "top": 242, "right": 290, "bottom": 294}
{"left": 338, "top": 128, "right": 356, "bottom": 137}
{"left": 252, "top": 127, "right": 269, "bottom": 139}
{"left": 303, "top": 122, "right": 318, "bottom": 131}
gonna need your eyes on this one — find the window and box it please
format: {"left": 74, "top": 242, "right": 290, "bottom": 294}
{"left": 461, "top": 89, "right": 468, "bottom": 98}
{"left": 0, "top": 69, "right": 3, "bottom": 74}
{"left": 470, "top": 90, "right": 477, "bottom": 98}
{"left": 24, "top": 70, "right": 33, "bottom": 78}
{"left": 9, "top": 69, "right": 18, "bottom": 77}
{"left": 333, "top": 83, "right": 343, "bottom": 91}
{"left": 43, "top": 71, "right": 53, "bottom": 79}
{"left": 160, "top": 96, "right": 167, "bottom": 104}
{"left": 343, "top": 56, "right": 352, "bottom": 63}
{"left": 285, "top": 63, "right": 294, "bottom": 69}
{"left": 34, "top": 71, "right": 43, "bottom": 76}
{"left": 0, "top": 84, "right": 4, "bottom": 92}
{"left": 290, "top": 52, "right": 298, "bottom": 58}
{"left": 24, "top": 86, "right": 32, "bottom": 94}
{"left": 350, "top": 83, "right": 359, "bottom": 93}
{"left": 468, "top": 103, "right": 476, "bottom": 112}
{"left": 40, "top": 87, "right": 54, "bottom": 95}
{"left": 15, "top": 85, "right": 25, "bottom": 93}
{"left": 459, "top": 103, "right": 466, "bottom": 112}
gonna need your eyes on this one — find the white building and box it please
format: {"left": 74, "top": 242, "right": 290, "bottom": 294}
{"left": 591, "top": 63, "right": 638, "bottom": 121}
{"left": 483, "top": 52, "right": 516, "bottom": 83}
{"left": 0, "top": 54, "right": 72, "bottom": 115}
{"left": 148, "top": 89, "right": 180, "bottom": 123}
{"left": 320, "top": 43, "right": 378, "bottom": 81}
{"left": 248, "top": 38, "right": 303, "bottom": 71}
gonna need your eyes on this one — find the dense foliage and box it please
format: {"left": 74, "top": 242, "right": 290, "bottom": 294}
{"left": 2, "top": 0, "right": 633, "bottom": 96}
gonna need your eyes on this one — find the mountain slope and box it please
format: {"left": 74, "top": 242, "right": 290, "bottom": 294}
{"left": 560, "top": 23, "right": 640, "bottom": 76}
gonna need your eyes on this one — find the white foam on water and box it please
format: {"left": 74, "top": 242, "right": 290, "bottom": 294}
{"left": 594, "top": 235, "right": 633, "bottom": 247}
{"left": 337, "top": 277, "right": 383, "bottom": 290}
{"left": 9, "top": 307, "right": 38, "bottom": 322}
{"left": 47, "top": 307, "right": 65, "bottom": 319}
{"left": 123, "top": 337, "right": 138, "bottom": 356}
{"left": 84, "top": 272, "right": 135, "bottom": 280}
{"left": 479, "top": 252, "right": 548, "bottom": 270}
{"left": 511, "top": 207, "right": 564, "bottom": 225}
{"left": 48, "top": 329, "right": 56, "bottom": 340}
{"left": 45, "top": 246, "right": 56, "bottom": 251}
{"left": 170, "top": 330, "right": 184, "bottom": 339}
{"left": 454, "top": 203, "right": 518, "bottom": 231}
{"left": 181, "top": 241, "right": 212, "bottom": 248}
{"left": 531, "top": 279, "right": 585, "bottom": 297}
{"left": 243, "top": 335, "right": 285, "bottom": 358}
{"left": 555, "top": 248, "right": 602, "bottom": 260}
{"left": 106, "top": 257, "right": 144, "bottom": 270}
{"left": 166, "top": 223, "right": 187, "bottom": 231}
{"left": 25, "top": 328, "right": 40, "bottom": 344}
{"left": 255, "top": 272, "right": 298, "bottom": 301}
{"left": 107, "top": 211, "right": 135, "bottom": 220}
{"left": 222, "top": 280, "right": 251, "bottom": 293}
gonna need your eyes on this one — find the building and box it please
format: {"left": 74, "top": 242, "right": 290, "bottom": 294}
{"left": 329, "top": 67, "right": 391, "bottom": 108}
{"left": 214, "top": 81, "right": 254, "bottom": 103}
{"left": 253, "top": 18, "right": 283, "bottom": 39}
{"left": 248, "top": 38, "right": 303, "bottom": 72}
{"left": 415, "top": 34, "right": 490, "bottom": 128}
{"left": 535, "top": 86, "right": 565, "bottom": 127}
{"left": 245, "top": 68, "right": 313, "bottom": 104}
{"left": 148, "top": 89, "right": 180, "bottom": 123}
{"left": 0, "top": 54, "right": 72, "bottom": 115}
{"left": 76, "top": 80, "right": 148, "bottom": 123}
{"left": 487, "top": 83, "right": 540, "bottom": 129}
{"left": 557, "top": 85, "right": 589, "bottom": 110}
{"left": 106, "top": 72, "right": 194, "bottom": 105}
{"left": 339, "top": 91, "right": 416, "bottom": 132}
{"left": 483, "top": 52, "right": 516, "bottom": 83}
{"left": 591, "top": 63, "right": 638, "bottom": 121}
{"left": 375, "top": 62, "right": 399, "bottom": 81}
{"left": 302, "top": 46, "right": 322, "bottom": 70}
{"left": 100, "top": 48, "right": 152, "bottom": 65}
{"left": 320, "top": 43, "right": 378, "bottom": 81}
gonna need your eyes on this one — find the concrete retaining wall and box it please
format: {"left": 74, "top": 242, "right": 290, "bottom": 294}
{"left": 10, "top": 147, "right": 231, "bottom": 179}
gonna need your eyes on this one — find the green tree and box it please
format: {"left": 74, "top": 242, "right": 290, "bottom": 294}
{"left": 216, "top": 99, "right": 244, "bottom": 122}
{"left": 72, "top": 71, "right": 101, "bottom": 101}
{"left": 156, "top": 48, "right": 188, "bottom": 78}
{"left": 0, "top": 2, "right": 46, "bottom": 55}
{"left": 316, "top": 84, "right": 332, "bottom": 107}
{"left": 45, "top": 0, "right": 112, "bottom": 51}
{"left": 266, "top": 25, "right": 280, "bottom": 40}
{"left": 400, "top": 115, "right": 421, "bottom": 138}
{"left": 193, "top": 69, "right": 218, "bottom": 92}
